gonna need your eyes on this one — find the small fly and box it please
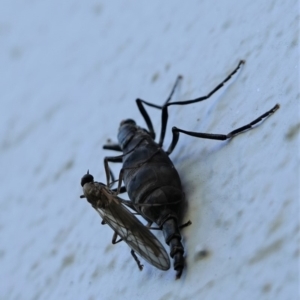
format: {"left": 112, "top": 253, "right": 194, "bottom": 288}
{"left": 80, "top": 171, "right": 170, "bottom": 271}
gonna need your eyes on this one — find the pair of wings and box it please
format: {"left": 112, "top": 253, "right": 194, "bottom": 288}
{"left": 87, "top": 182, "right": 170, "bottom": 271}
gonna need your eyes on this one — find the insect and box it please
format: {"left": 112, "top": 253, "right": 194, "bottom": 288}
{"left": 80, "top": 171, "right": 170, "bottom": 271}
{"left": 102, "top": 60, "right": 279, "bottom": 279}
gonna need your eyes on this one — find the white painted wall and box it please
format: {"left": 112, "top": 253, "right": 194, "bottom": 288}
{"left": 0, "top": 1, "right": 298, "bottom": 299}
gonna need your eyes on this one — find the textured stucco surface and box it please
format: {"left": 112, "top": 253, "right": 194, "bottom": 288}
{"left": 0, "top": 1, "right": 299, "bottom": 299}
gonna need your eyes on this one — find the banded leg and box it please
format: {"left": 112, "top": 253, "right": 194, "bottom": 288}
{"left": 136, "top": 75, "right": 183, "bottom": 139}
{"left": 136, "top": 61, "right": 245, "bottom": 148}
{"left": 166, "top": 104, "right": 280, "bottom": 155}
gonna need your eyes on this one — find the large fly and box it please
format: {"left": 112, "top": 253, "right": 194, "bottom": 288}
{"left": 80, "top": 171, "right": 170, "bottom": 271}
{"left": 102, "top": 60, "right": 280, "bottom": 279}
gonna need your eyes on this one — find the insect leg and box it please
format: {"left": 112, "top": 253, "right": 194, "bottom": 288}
{"left": 136, "top": 76, "right": 183, "bottom": 140}
{"left": 112, "top": 231, "right": 144, "bottom": 270}
{"left": 104, "top": 140, "right": 145, "bottom": 189}
{"left": 112, "top": 231, "right": 123, "bottom": 244}
{"left": 105, "top": 158, "right": 127, "bottom": 193}
{"left": 178, "top": 220, "right": 192, "bottom": 229}
{"left": 158, "top": 61, "right": 245, "bottom": 147}
{"left": 104, "top": 155, "right": 124, "bottom": 187}
{"left": 130, "top": 250, "right": 144, "bottom": 270}
{"left": 166, "top": 103, "right": 280, "bottom": 154}
{"left": 111, "top": 186, "right": 127, "bottom": 194}
{"left": 110, "top": 220, "right": 144, "bottom": 271}
{"left": 103, "top": 156, "right": 141, "bottom": 211}
{"left": 113, "top": 169, "right": 139, "bottom": 212}
{"left": 163, "top": 75, "right": 183, "bottom": 105}
{"left": 103, "top": 143, "right": 122, "bottom": 151}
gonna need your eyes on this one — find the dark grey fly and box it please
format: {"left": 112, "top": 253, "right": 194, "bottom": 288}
{"left": 102, "top": 60, "right": 280, "bottom": 279}
{"left": 80, "top": 171, "right": 170, "bottom": 271}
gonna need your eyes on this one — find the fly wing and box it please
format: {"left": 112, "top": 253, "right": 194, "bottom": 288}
{"left": 95, "top": 197, "right": 170, "bottom": 271}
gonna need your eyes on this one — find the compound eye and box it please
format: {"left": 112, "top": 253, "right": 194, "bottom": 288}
{"left": 120, "top": 119, "right": 136, "bottom": 126}
{"left": 81, "top": 170, "right": 94, "bottom": 186}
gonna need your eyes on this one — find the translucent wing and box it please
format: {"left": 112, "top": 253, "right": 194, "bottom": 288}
{"left": 84, "top": 182, "right": 170, "bottom": 271}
